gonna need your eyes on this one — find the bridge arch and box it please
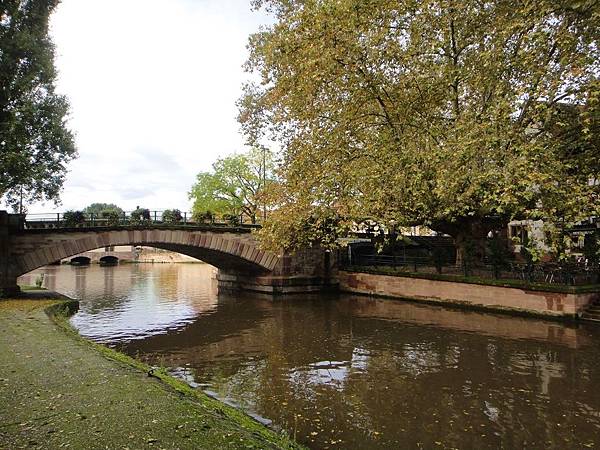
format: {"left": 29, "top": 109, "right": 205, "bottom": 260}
{"left": 11, "top": 228, "right": 278, "bottom": 278}
{"left": 99, "top": 255, "right": 119, "bottom": 266}
{"left": 70, "top": 256, "right": 91, "bottom": 266}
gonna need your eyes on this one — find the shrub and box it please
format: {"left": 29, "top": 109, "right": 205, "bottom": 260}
{"left": 130, "top": 208, "right": 151, "bottom": 224}
{"left": 101, "top": 209, "right": 121, "bottom": 226}
{"left": 222, "top": 213, "right": 240, "bottom": 226}
{"left": 84, "top": 203, "right": 123, "bottom": 218}
{"left": 192, "top": 210, "right": 214, "bottom": 224}
{"left": 63, "top": 210, "right": 86, "bottom": 227}
{"left": 162, "top": 209, "right": 182, "bottom": 223}
{"left": 583, "top": 232, "right": 599, "bottom": 266}
{"left": 431, "top": 247, "right": 447, "bottom": 274}
{"left": 488, "top": 234, "right": 512, "bottom": 278}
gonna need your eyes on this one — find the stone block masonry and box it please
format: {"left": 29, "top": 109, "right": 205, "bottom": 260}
{"left": 339, "top": 270, "right": 600, "bottom": 318}
{"left": 1, "top": 211, "right": 337, "bottom": 296}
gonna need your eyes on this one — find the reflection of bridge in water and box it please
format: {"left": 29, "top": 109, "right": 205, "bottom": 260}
{"left": 1, "top": 211, "right": 336, "bottom": 296}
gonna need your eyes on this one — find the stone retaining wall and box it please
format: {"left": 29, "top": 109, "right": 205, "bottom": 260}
{"left": 339, "top": 270, "right": 600, "bottom": 318}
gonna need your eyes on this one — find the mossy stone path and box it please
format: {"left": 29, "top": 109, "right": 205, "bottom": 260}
{"left": 0, "top": 295, "right": 301, "bottom": 449}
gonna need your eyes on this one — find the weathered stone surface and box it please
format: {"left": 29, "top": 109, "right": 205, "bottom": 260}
{"left": 1, "top": 213, "right": 336, "bottom": 295}
{"left": 338, "top": 270, "right": 599, "bottom": 317}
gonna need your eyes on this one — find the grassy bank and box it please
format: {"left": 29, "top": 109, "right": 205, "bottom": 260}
{"left": 0, "top": 292, "right": 304, "bottom": 449}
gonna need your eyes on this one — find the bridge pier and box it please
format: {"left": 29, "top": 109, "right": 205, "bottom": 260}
{"left": 217, "top": 247, "right": 338, "bottom": 294}
{"left": 216, "top": 272, "right": 337, "bottom": 294}
{"left": 0, "top": 212, "right": 23, "bottom": 297}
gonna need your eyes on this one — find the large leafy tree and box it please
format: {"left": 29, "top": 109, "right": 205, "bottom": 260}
{"left": 189, "top": 148, "right": 275, "bottom": 224}
{"left": 241, "top": 0, "right": 600, "bottom": 262}
{"left": 0, "top": 0, "right": 76, "bottom": 211}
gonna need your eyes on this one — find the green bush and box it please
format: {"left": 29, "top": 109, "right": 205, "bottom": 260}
{"left": 584, "top": 232, "right": 599, "bottom": 265}
{"left": 162, "top": 209, "right": 182, "bottom": 223}
{"left": 63, "top": 210, "right": 86, "bottom": 227}
{"left": 431, "top": 247, "right": 447, "bottom": 274}
{"left": 192, "top": 210, "right": 214, "bottom": 224}
{"left": 100, "top": 209, "right": 121, "bottom": 226}
{"left": 488, "top": 234, "right": 512, "bottom": 278}
{"left": 130, "top": 208, "right": 151, "bottom": 224}
{"left": 84, "top": 203, "right": 124, "bottom": 218}
{"left": 222, "top": 213, "right": 240, "bottom": 226}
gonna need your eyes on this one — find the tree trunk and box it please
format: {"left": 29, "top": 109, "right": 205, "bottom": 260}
{"left": 454, "top": 228, "right": 488, "bottom": 270}
{"left": 432, "top": 216, "right": 506, "bottom": 270}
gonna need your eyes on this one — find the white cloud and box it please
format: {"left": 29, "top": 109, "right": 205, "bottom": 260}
{"left": 23, "top": 0, "right": 270, "bottom": 213}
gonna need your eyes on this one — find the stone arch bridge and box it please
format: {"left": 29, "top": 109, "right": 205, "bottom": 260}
{"left": 0, "top": 212, "right": 336, "bottom": 297}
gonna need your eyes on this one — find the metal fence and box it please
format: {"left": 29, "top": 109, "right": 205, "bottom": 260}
{"left": 23, "top": 211, "right": 261, "bottom": 230}
{"left": 341, "top": 253, "right": 600, "bottom": 286}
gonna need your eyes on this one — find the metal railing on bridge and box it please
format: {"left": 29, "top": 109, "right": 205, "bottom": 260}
{"left": 23, "top": 210, "right": 262, "bottom": 230}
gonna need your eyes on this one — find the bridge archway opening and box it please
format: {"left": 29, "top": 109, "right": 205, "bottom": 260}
{"left": 11, "top": 228, "right": 278, "bottom": 279}
{"left": 99, "top": 255, "right": 119, "bottom": 266}
{"left": 70, "top": 256, "right": 91, "bottom": 266}
{"left": 147, "top": 243, "right": 269, "bottom": 274}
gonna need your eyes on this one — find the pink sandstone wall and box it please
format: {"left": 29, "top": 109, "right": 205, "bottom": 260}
{"left": 339, "top": 270, "right": 600, "bottom": 317}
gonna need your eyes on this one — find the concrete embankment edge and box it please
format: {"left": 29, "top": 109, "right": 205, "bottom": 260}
{"left": 339, "top": 270, "right": 600, "bottom": 320}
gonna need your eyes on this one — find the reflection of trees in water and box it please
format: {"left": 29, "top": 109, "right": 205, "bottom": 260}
{"left": 122, "top": 294, "right": 273, "bottom": 360}
{"left": 33, "top": 264, "right": 216, "bottom": 317}
{"left": 207, "top": 360, "right": 268, "bottom": 412}
{"left": 151, "top": 263, "right": 215, "bottom": 302}
{"left": 46, "top": 265, "right": 600, "bottom": 449}
{"left": 126, "top": 294, "right": 600, "bottom": 449}
{"left": 80, "top": 266, "right": 136, "bottom": 314}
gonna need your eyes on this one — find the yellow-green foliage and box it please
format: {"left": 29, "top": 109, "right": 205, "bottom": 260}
{"left": 241, "top": 0, "right": 600, "bottom": 254}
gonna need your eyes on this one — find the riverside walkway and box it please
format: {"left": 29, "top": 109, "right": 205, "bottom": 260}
{"left": 0, "top": 293, "right": 301, "bottom": 449}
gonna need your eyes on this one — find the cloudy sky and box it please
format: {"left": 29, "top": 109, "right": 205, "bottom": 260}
{"left": 28, "top": 0, "right": 270, "bottom": 214}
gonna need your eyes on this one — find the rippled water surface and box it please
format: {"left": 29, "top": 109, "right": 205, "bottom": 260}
{"left": 21, "top": 264, "right": 600, "bottom": 449}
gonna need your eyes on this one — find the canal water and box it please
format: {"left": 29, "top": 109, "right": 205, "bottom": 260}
{"left": 20, "top": 264, "right": 600, "bottom": 449}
